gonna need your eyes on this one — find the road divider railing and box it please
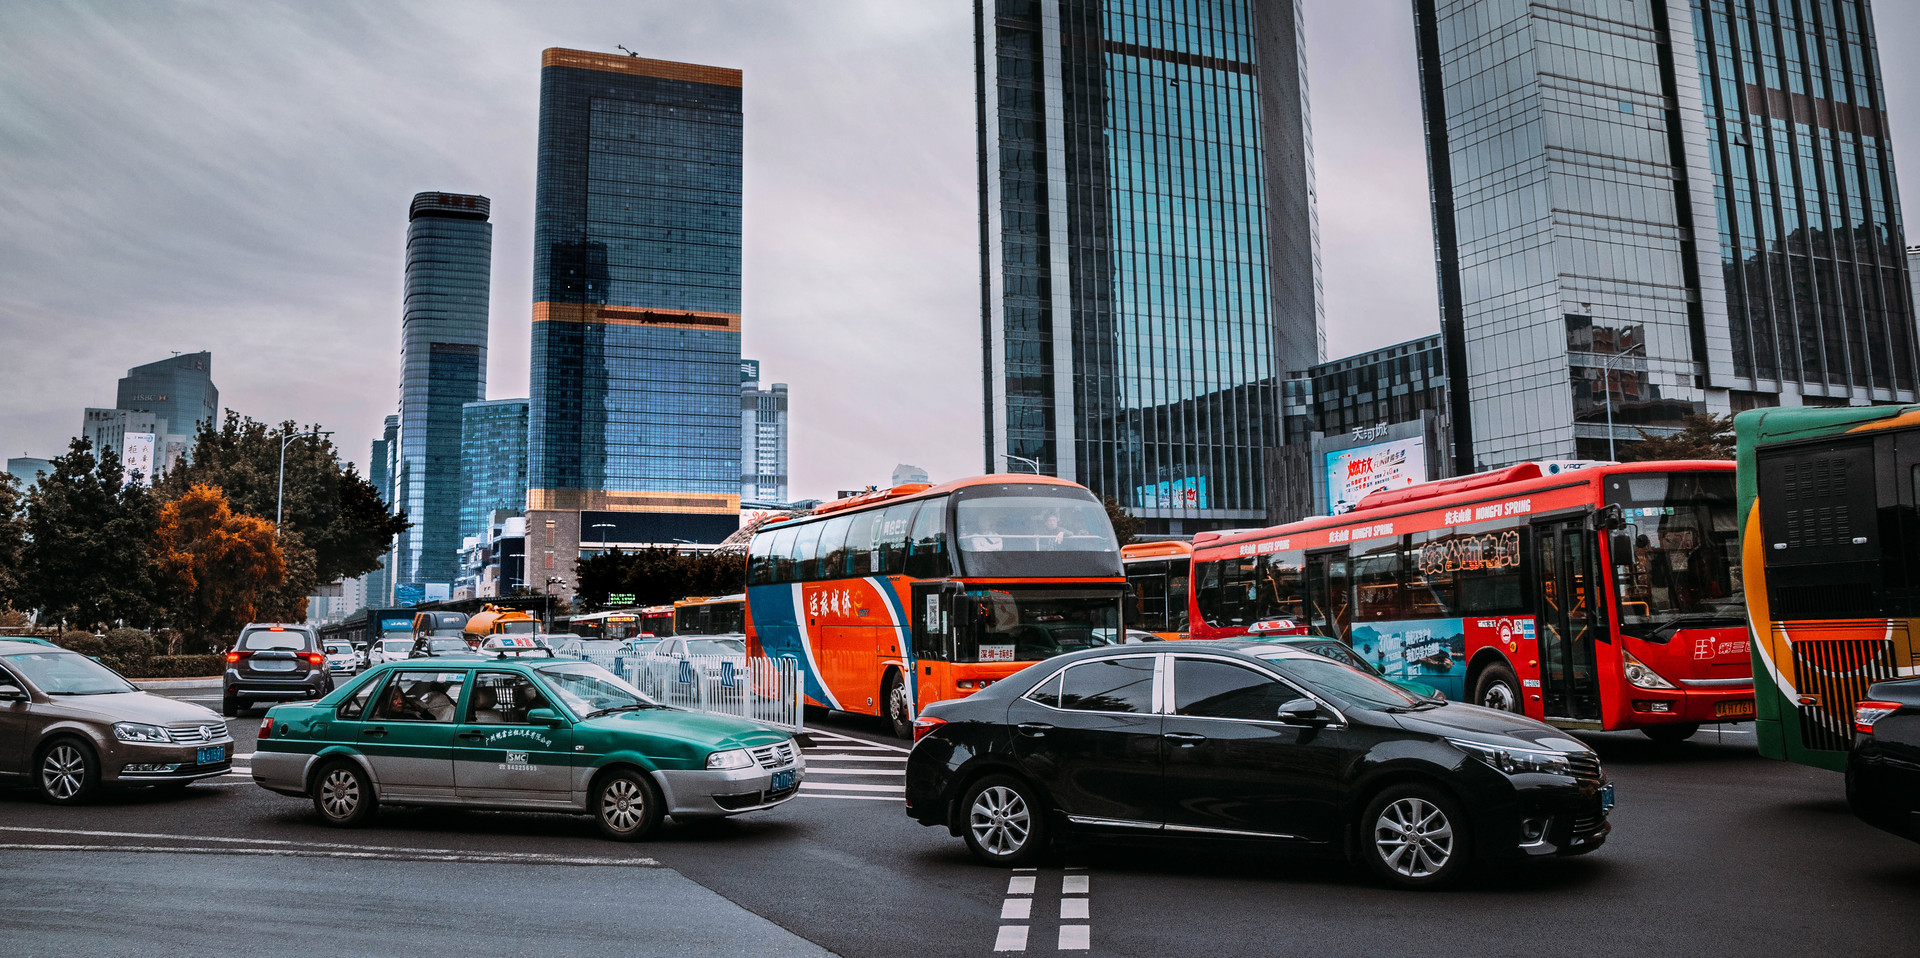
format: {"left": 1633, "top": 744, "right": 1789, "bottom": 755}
{"left": 579, "top": 652, "right": 805, "bottom": 732}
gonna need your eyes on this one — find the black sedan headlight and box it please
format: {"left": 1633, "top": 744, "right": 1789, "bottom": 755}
{"left": 1448, "top": 738, "right": 1575, "bottom": 776}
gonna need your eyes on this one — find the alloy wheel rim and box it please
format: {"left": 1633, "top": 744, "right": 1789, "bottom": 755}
{"left": 969, "top": 786, "right": 1031, "bottom": 857}
{"left": 1374, "top": 797, "right": 1454, "bottom": 878}
{"left": 42, "top": 745, "right": 84, "bottom": 800}
{"left": 603, "top": 779, "right": 644, "bottom": 831}
{"left": 1482, "top": 681, "right": 1516, "bottom": 712}
{"left": 320, "top": 769, "right": 360, "bottom": 819}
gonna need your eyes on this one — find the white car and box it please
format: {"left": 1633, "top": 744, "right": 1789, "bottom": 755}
{"left": 640, "top": 635, "right": 749, "bottom": 702}
{"left": 367, "top": 637, "right": 414, "bottom": 667}
{"left": 555, "top": 638, "right": 627, "bottom": 661}
{"left": 322, "top": 641, "right": 359, "bottom": 673}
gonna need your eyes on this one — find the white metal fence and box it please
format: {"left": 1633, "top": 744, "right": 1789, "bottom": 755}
{"left": 583, "top": 652, "right": 805, "bottom": 732}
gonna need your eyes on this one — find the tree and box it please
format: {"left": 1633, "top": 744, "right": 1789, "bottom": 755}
{"left": 573, "top": 548, "right": 746, "bottom": 610}
{"left": 153, "top": 484, "right": 288, "bottom": 645}
{"left": 19, "top": 439, "right": 161, "bottom": 629}
{"left": 1101, "top": 497, "right": 1142, "bottom": 547}
{"left": 0, "top": 473, "right": 25, "bottom": 611}
{"left": 1623, "top": 413, "right": 1736, "bottom": 462}
{"left": 160, "top": 412, "right": 407, "bottom": 585}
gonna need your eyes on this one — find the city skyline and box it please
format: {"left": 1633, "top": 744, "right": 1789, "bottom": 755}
{"left": 7, "top": 1, "right": 1920, "bottom": 499}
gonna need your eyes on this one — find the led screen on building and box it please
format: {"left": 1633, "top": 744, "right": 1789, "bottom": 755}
{"left": 1325, "top": 437, "right": 1426, "bottom": 515}
{"left": 1134, "top": 476, "right": 1209, "bottom": 511}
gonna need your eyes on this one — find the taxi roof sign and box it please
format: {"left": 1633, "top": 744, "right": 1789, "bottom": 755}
{"left": 481, "top": 634, "right": 554, "bottom": 657}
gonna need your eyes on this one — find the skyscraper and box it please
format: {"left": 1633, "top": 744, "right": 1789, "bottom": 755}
{"left": 1415, "top": 0, "right": 1917, "bottom": 468}
{"left": 740, "top": 360, "right": 789, "bottom": 503}
{"left": 365, "top": 414, "right": 399, "bottom": 609}
{"left": 461, "top": 398, "right": 529, "bottom": 547}
{"left": 394, "top": 191, "right": 492, "bottom": 599}
{"left": 525, "top": 49, "right": 744, "bottom": 589}
{"left": 977, "top": 0, "right": 1322, "bottom": 533}
{"left": 116, "top": 350, "right": 217, "bottom": 468}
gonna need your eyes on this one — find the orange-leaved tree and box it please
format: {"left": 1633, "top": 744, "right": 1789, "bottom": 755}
{"left": 155, "top": 484, "right": 288, "bottom": 645}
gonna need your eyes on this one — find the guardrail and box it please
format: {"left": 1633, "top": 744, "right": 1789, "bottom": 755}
{"left": 580, "top": 652, "right": 804, "bottom": 732}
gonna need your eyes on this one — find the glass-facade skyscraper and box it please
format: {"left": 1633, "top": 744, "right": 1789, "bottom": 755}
{"left": 526, "top": 49, "right": 743, "bottom": 586}
{"left": 460, "top": 398, "right": 529, "bottom": 547}
{"left": 395, "top": 191, "right": 491, "bottom": 597}
{"left": 1415, "top": 0, "right": 1917, "bottom": 468}
{"left": 115, "top": 350, "right": 218, "bottom": 464}
{"left": 366, "top": 414, "right": 398, "bottom": 608}
{"left": 977, "top": 0, "right": 1323, "bottom": 533}
{"left": 740, "top": 360, "right": 789, "bottom": 503}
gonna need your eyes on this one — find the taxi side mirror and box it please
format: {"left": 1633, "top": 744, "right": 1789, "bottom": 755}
{"left": 526, "top": 708, "right": 566, "bottom": 727}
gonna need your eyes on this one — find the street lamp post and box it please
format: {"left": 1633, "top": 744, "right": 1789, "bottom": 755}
{"left": 1003, "top": 454, "right": 1043, "bottom": 474}
{"left": 277, "top": 428, "right": 333, "bottom": 536}
{"left": 1593, "top": 341, "right": 1646, "bottom": 462}
{"left": 543, "top": 575, "right": 565, "bottom": 630}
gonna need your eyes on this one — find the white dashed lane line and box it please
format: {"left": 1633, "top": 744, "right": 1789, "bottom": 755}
{"left": 994, "top": 868, "right": 1091, "bottom": 953}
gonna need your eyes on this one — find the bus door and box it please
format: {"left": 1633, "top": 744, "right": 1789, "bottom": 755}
{"left": 1304, "top": 552, "right": 1351, "bottom": 644}
{"left": 909, "top": 581, "right": 955, "bottom": 705}
{"left": 1533, "top": 518, "right": 1602, "bottom": 723}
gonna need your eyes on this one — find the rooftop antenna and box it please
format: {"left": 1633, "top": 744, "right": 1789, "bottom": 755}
{"left": 616, "top": 44, "right": 640, "bottom": 57}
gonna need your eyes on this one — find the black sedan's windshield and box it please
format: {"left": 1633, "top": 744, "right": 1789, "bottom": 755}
{"left": 4, "top": 650, "right": 136, "bottom": 695}
{"left": 1255, "top": 652, "right": 1425, "bottom": 711}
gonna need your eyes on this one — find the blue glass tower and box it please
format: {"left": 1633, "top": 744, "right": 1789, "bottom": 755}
{"left": 461, "top": 398, "right": 529, "bottom": 547}
{"left": 977, "top": 0, "right": 1322, "bottom": 534}
{"left": 396, "top": 192, "right": 491, "bottom": 598}
{"left": 526, "top": 49, "right": 743, "bottom": 583}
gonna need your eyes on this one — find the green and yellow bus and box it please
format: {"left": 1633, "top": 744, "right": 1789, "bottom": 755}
{"left": 1736, "top": 405, "right": 1920, "bottom": 770}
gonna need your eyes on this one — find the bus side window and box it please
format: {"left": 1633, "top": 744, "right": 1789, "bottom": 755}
{"left": 874, "top": 503, "right": 918, "bottom": 576}
{"left": 1260, "top": 555, "right": 1305, "bottom": 622}
{"left": 748, "top": 532, "right": 775, "bottom": 586}
{"left": 845, "top": 510, "right": 879, "bottom": 577}
{"left": 1408, "top": 531, "right": 1455, "bottom": 617}
{"left": 1194, "top": 559, "right": 1225, "bottom": 627}
{"left": 1351, "top": 540, "right": 1407, "bottom": 621}
{"left": 769, "top": 525, "right": 798, "bottom": 583}
{"left": 791, "top": 522, "right": 825, "bottom": 583}
{"left": 905, "top": 497, "right": 952, "bottom": 578}
{"left": 816, "top": 515, "right": 854, "bottom": 580}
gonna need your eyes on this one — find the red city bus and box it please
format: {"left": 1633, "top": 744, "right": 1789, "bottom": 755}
{"left": 1188, "top": 461, "right": 1755, "bottom": 739}
{"left": 1121, "top": 540, "right": 1193, "bottom": 639}
{"left": 745, "top": 475, "right": 1128, "bottom": 737}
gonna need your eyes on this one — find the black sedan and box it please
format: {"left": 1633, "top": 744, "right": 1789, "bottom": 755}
{"left": 1847, "top": 677, "right": 1920, "bottom": 843}
{"left": 904, "top": 642, "right": 1612, "bottom": 888}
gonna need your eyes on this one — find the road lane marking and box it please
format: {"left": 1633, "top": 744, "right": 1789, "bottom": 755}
{"left": 0, "top": 843, "right": 658, "bottom": 867}
{"left": 791, "top": 793, "right": 897, "bottom": 802}
{"left": 804, "top": 767, "right": 905, "bottom": 776}
{"left": 1001, "top": 899, "right": 1031, "bottom": 920}
{"left": 1058, "top": 925, "right": 1089, "bottom": 950}
{"left": 800, "top": 754, "right": 907, "bottom": 763}
{"left": 1061, "top": 898, "right": 1089, "bottom": 919}
{"left": 797, "top": 782, "right": 904, "bottom": 793}
{"left": 1007, "top": 876, "right": 1036, "bottom": 895}
{"left": 805, "top": 730, "right": 911, "bottom": 753}
{"left": 993, "top": 926, "right": 1028, "bottom": 952}
{"left": 1062, "top": 874, "right": 1089, "bottom": 894}
{"left": 0, "top": 825, "right": 643, "bottom": 863}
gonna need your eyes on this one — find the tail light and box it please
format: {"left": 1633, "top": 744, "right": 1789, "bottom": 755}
{"left": 302, "top": 652, "right": 325, "bottom": 667}
{"left": 225, "top": 651, "right": 246, "bottom": 664}
{"left": 259, "top": 717, "right": 274, "bottom": 739}
{"left": 1855, "top": 700, "right": 1902, "bottom": 735}
{"left": 912, "top": 715, "right": 947, "bottom": 742}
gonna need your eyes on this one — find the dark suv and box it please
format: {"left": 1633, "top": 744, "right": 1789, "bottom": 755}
{"left": 222, "top": 624, "right": 331, "bottom": 716}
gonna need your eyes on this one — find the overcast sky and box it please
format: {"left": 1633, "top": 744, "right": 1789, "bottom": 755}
{"left": 4, "top": 0, "right": 1919, "bottom": 498}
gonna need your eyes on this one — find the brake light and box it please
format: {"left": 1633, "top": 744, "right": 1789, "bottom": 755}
{"left": 225, "top": 651, "right": 244, "bottom": 664}
{"left": 912, "top": 715, "right": 947, "bottom": 742}
{"left": 269, "top": 626, "right": 284, "bottom": 631}
{"left": 1855, "top": 700, "right": 1902, "bottom": 735}
{"left": 259, "top": 717, "right": 274, "bottom": 738}
{"left": 302, "top": 652, "right": 325, "bottom": 667}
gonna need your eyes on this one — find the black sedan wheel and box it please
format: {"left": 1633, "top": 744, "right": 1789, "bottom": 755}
{"left": 37, "top": 739, "right": 98, "bottom": 805}
{"left": 961, "top": 775, "right": 1048, "bottom": 867}
{"left": 594, "top": 768, "right": 664, "bottom": 841}
{"left": 1361, "top": 785, "right": 1469, "bottom": 888}
{"left": 311, "top": 761, "right": 377, "bottom": 827}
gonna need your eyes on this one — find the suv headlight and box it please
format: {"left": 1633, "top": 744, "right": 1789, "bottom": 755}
{"left": 1449, "top": 738, "right": 1574, "bottom": 776}
{"left": 113, "top": 722, "right": 171, "bottom": 744}
{"left": 705, "top": 748, "right": 754, "bottom": 770}
{"left": 1620, "top": 651, "right": 1678, "bottom": 690}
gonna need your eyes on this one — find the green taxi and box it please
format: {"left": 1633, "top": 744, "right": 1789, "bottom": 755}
{"left": 250, "top": 637, "right": 803, "bottom": 840}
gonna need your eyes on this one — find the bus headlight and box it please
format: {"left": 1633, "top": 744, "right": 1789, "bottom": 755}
{"left": 1448, "top": 739, "right": 1573, "bottom": 776}
{"left": 1620, "top": 651, "right": 1678, "bottom": 690}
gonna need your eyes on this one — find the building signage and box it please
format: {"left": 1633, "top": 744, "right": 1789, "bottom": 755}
{"left": 1325, "top": 436, "right": 1427, "bottom": 515}
{"left": 1134, "top": 476, "right": 1210, "bottom": 511}
{"left": 120, "top": 433, "right": 156, "bottom": 487}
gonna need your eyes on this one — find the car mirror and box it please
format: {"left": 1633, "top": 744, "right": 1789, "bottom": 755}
{"left": 526, "top": 707, "right": 566, "bottom": 727}
{"left": 1276, "top": 697, "right": 1328, "bottom": 726}
{"left": 0, "top": 683, "right": 26, "bottom": 702}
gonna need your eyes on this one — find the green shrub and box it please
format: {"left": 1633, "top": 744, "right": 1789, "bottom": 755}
{"left": 132, "top": 654, "right": 227, "bottom": 679}
{"left": 101, "top": 628, "right": 157, "bottom": 673}
{"left": 58, "top": 631, "right": 105, "bottom": 658}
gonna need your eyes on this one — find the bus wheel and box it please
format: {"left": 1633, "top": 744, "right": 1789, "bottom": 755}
{"left": 1642, "top": 723, "right": 1699, "bottom": 744}
{"left": 1472, "top": 663, "right": 1522, "bottom": 713}
{"left": 884, "top": 672, "right": 913, "bottom": 740}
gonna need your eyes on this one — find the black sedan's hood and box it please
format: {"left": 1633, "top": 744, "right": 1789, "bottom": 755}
{"left": 1386, "top": 703, "right": 1592, "bottom": 754}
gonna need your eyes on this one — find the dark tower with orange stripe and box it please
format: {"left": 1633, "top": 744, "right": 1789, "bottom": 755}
{"left": 526, "top": 49, "right": 744, "bottom": 593}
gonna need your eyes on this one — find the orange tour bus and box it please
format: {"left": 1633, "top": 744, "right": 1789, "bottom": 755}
{"left": 1187, "top": 461, "right": 1755, "bottom": 740}
{"left": 1121, "top": 539, "right": 1194, "bottom": 639}
{"left": 745, "top": 475, "right": 1128, "bottom": 737}
{"left": 674, "top": 595, "right": 746, "bottom": 636}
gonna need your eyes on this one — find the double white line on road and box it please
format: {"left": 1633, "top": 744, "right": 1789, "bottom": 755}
{"left": 0, "top": 825, "right": 660, "bottom": 868}
{"left": 996, "top": 869, "right": 1090, "bottom": 952}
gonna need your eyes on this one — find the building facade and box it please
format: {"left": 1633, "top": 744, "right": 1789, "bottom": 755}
{"left": 394, "top": 191, "right": 493, "bottom": 599}
{"left": 740, "top": 360, "right": 789, "bottom": 503}
{"left": 80, "top": 408, "right": 161, "bottom": 484}
{"left": 525, "top": 49, "right": 745, "bottom": 594}
{"left": 977, "top": 0, "right": 1323, "bottom": 533}
{"left": 115, "top": 351, "right": 217, "bottom": 453}
{"left": 6, "top": 457, "right": 52, "bottom": 488}
{"left": 461, "top": 398, "right": 529, "bottom": 548}
{"left": 365, "top": 414, "right": 400, "bottom": 609}
{"left": 1415, "top": 0, "right": 1916, "bottom": 468}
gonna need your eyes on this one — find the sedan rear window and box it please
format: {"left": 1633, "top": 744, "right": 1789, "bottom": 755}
{"left": 240, "top": 629, "right": 308, "bottom": 651}
{"left": 1054, "top": 657, "right": 1155, "bottom": 713}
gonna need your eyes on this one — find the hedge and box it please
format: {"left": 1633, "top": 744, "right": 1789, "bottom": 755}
{"left": 132, "top": 654, "right": 227, "bottom": 679}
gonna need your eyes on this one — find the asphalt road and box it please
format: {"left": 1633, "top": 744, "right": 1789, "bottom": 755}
{"left": 3, "top": 688, "right": 1916, "bottom": 958}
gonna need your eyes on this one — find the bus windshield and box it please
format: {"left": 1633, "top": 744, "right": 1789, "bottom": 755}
{"left": 953, "top": 489, "right": 1121, "bottom": 577}
{"left": 1603, "top": 471, "right": 1744, "bottom": 639}
{"left": 950, "top": 589, "right": 1123, "bottom": 662}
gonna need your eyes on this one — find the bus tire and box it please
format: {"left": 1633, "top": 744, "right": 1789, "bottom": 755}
{"left": 884, "top": 671, "right": 913, "bottom": 740}
{"left": 1641, "top": 723, "right": 1699, "bottom": 744}
{"left": 1472, "top": 663, "right": 1522, "bottom": 714}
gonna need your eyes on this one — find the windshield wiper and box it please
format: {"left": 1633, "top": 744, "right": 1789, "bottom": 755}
{"left": 585, "top": 704, "right": 654, "bottom": 718}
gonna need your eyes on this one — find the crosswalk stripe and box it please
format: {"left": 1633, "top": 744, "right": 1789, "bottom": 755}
{"left": 802, "top": 754, "right": 906, "bottom": 763}
{"left": 804, "top": 767, "right": 902, "bottom": 776}
{"left": 799, "top": 781, "right": 905, "bottom": 793}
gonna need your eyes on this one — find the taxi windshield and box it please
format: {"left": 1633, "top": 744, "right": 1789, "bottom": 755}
{"left": 535, "top": 662, "right": 662, "bottom": 717}
{"left": 4, "top": 650, "right": 136, "bottom": 695}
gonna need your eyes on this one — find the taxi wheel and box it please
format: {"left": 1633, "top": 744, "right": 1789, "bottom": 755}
{"left": 884, "top": 673, "right": 913, "bottom": 740}
{"left": 593, "top": 768, "right": 664, "bottom": 841}
{"left": 1359, "top": 784, "right": 1470, "bottom": 889}
{"left": 311, "top": 761, "right": 377, "bottom": 827}
{"left": 961, "top": 774, "right": 1048, "bottom": 867}
{"left": 37, "top": 738, "right": 99, "bottom": 805}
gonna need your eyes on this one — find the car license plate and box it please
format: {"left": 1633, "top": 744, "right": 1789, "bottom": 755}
{"left": 1716, "top": 699, "right": 1755, "bottom": 718}
{"left": 197, "top": 745, "right": 226, "bottom": 765}
{"left": 1600, "top": 783, "right": 1615, "bottom": 813}
{"left": 770, "top": 769, "right": 797, "bottom": 792}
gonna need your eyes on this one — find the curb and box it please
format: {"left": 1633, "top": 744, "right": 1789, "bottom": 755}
{"left": 133, "top": 677, "right": 222, "bottom": 690}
